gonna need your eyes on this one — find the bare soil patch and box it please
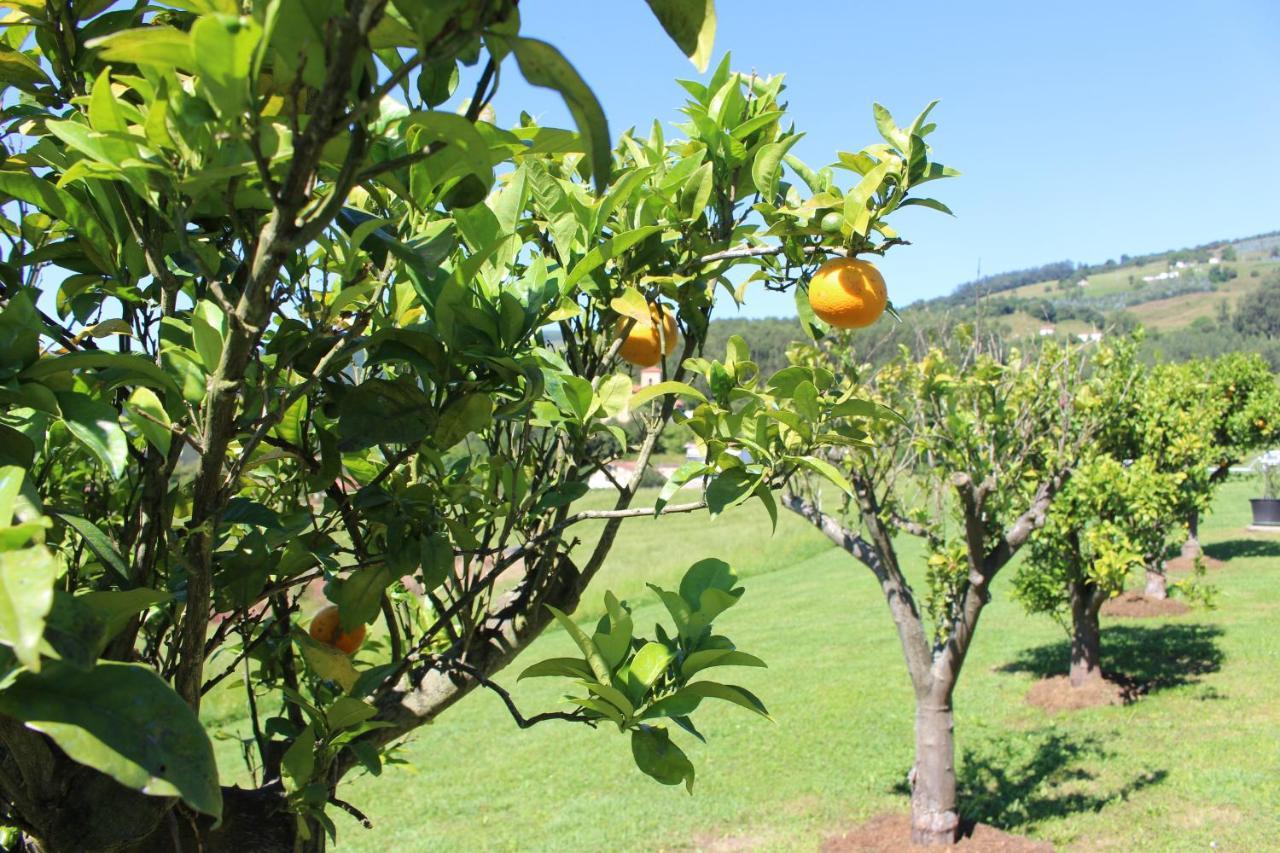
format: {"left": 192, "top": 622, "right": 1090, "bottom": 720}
{"left": 1100, "top": 591, "right": 1189, "bottom": 618}
{"left": 1164, "top": 555, "right": 1227, "bottom": 573}
{"left": 822, "top": 813, "right": 1052, "bottom": 852}
{"left": 1026, "top": 674, "right": 1129, "bottom": 711}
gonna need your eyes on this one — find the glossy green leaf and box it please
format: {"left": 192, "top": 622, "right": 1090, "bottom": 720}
{"left": 123, "top": 387, "right": 171, "bottom": 455}
{"left": 631, "top": 725, "right": 695, "bottom": 792}
{"left": 644, "top": 0, "right": 716, "bottom": 71}
{"left": 0, "top": 543, "right": 56, "bottom": 670}
{"left": 628, "top": 641, "right": 673, "bottom": 689}
{"left": 0, "top": 661, "right": 221, "bottom": 817}
{"left": 629, "top": 381, "right": 706, "bottom": 410}
{"left": 751, "top": 134, "right": 801, "bottom": 199}
{"left": 52, "top": 512, "right": 130, "bottom": 587}
{"left": 564, "top": 225, "right": 664, "bottom": 290}
{"left": 500, "top": 36, "right": 611, "bottom": 191}
{"left": 86, "top": 27, "right": 193, "bottom": 70}
{"left": 518, "top": 657, "right": 594, "bottom": 680}
{"left": 545, "top": 605, "right": 611, "bottom": 683}
{"left": 22, "top": 350, "right": 179, "bottom": 398}
{"left": 55, "top": 392, "right": 128, "bottom": 479}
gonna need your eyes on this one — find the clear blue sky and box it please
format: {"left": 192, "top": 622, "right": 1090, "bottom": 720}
{"left": 486, "top": 0, "right": 1280, "bottom": 318}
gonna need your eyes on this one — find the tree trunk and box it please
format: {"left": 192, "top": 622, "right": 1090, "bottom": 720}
{"left": 1181, "top": 510, "right": 1201, "bottom": 560}
{"left": 1068, "top": 578, "right": 1103, "bottom": 687}
{"left": 1144, "top": 560, "right": 1168, "bottom": 600}
{"left": 910, "top": 699, "right": 960, "bottom": 845}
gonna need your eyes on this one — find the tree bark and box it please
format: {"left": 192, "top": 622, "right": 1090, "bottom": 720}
{"left": 910, "top": 699, "right": 960, "bottom": 846}
{"left": 1068, "top": 578, "right": 1104, "bottom": 687}
{"left": 1181, "top": 509, "right": 1201, "bottom": 560}
{"left": 1144, "top": 560, "right": 1168, "bottom": 600}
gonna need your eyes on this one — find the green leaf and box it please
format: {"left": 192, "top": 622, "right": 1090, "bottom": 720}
{"left": 631, "top": 725, "right": 695, "bottom": 792}
{"left": 434, "top": 393, "right": 493, "bottom": 449}
{"left": 325, "top": 696, "right": 377, "bottom": 732}
{"left": 191, "top": 300, "right": 226, "bottom": 371}
{"left": 52, "top": 512, "right": 130, "bottom": 587}
{"left": 564, "top": 225, "right": 664, "bottom": 290}
{"left": 680, "top": 648, "right": 766, "bottom": 678}
{"left": 518, "top": 657, "right": 594, "bottom": 680}
{"left": 280, "top": 724, "right": 315, "bottom": 791}
{"left": 336, "top": 379, "right": 434, "bottom": 450}
{"left": 0, "top": 662, "right": 221, "bottom": 818}
{"left": 0, "top": 544, "right": 56, "bottom": 671}
{"left": 629, "top": 381, "right": 706, "bottom": 410}
{"left": 705, "top": 469, "right": 757, "bottom": 517}
{"left": 294, "top": 629, "right": 359, "bottom": 693}
{"left": 191, "top": 13, "right": 261, "bottom": 116}
{"left": 325, "top": 566, "right": 394, "bottom": 631}
{"left": 830, "top": 397, "right": 905, "bottom": 423}
{"left": 123, "top": 387, "right": 171, "bottom": 455}
{"left": 0, "top": 172, "right": 114, "bottom": 273}
{"left": 21, "top": 350, "right": 179, "bottom": 398}
{"left": 0, "top": 45, "right": 51, "bottom": 92}
{"left": 679, "top": 558, "right": 738, "bottom": 611}
{"left": 595, "top": 374, "right": 634, "bottom": 419}
{"left": 899, "top": 197, "right": 954, "bottom": 215}
{"left": 399, "top": 111, "right": 494, "bottom": 188}
{"left": 655, "top": 461, "right": 708, "bottom": 514}
{"left": 545, "top": 605, "right": 611, "bottom": 683}
{"left": 503, "top": 37, "right": 611, "bottom": 191}
{"left": 78, "top": 588, "right": 170, "bottom": 644}
{"left": 86, "top": 27, "right": 194, "bottom": 70}
{"left": 788, "top": 455, "right": 854, "bottom": 496}
{"left": 751, "top": 134, "right": 802, "bottom": 199}
{"left": 872, "top": 103, "right": 909, "bottom": 151}
{"left": 55, "top": 392, "right": 128, "bottom": 479}
{"left": 682, "top": 680, "right": 770, "bottom": 719}
{"left": 628, "top": 641, "right": 674, "bottom": 689}
{"left": 644, "top": 0, "right": 716, "bottom": 71}
{"left": 609, "top": 286, "right": 652, "bottom": 323}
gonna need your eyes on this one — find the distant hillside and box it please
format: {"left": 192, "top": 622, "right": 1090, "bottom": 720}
{"left": 705, "top": 229, "right": 1280, "bottom": 370}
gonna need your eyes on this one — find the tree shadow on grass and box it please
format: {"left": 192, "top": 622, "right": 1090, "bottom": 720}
{"left": 888, "top": 730, "right": 1168, "bottom": 831}
{"left": 955, "top": 730, "right": 1167, "bottom": 830}
{"left": 1203, "top": 538, "right": 1280, "bottom": 561}
{"left": 1000, "top": 623, "right": 1225, "bottom": 696}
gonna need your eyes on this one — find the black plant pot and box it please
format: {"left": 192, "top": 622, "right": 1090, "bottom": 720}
{"left": 1251, "top": 498, "right": 1280, "bottom": 526}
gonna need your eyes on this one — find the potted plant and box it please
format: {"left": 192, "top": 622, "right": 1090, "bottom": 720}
{"left": 1251, "top": 450, "right": 1280, "bottom": 526}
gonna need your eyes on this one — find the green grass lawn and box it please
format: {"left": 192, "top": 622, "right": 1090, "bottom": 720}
{"left": 207, "top": 478, "right": 1280, "bottom": 850}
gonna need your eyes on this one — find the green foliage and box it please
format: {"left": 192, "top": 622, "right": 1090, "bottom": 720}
{"left": 0, "top": 0, "right": 954, "bottom": 843}
{"left": 1232, "top": 272, "right": 1280, "bottom": 341}
{"left": 524, "top": 560, "right": 767, "bottom": 791}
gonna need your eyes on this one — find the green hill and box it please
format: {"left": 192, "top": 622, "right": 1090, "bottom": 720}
{"left": 706, "top": 230, "right": 1280, "bottom": 370}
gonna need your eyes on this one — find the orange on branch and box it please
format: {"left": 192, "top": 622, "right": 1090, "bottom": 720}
{"left": 308, "top": 604, "right": 367, "bottom": 655}
{"left": 807, "top": 257, "right": 888, "bottom": 329}
{"left": 616, "top": 304, "right": 679, "bottom": 367}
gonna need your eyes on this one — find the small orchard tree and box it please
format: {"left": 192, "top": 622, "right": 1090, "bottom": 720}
{"left": 1180, "top": 352, "right": 1280, "bottom": 557}
{"left": 1013, "top": 454, "right": 1177, "bottom": 686}
{"left": 0, "top": 2, "right": 952, "bottom": 849}
{"left": 781, "top": 336, "right": 1107, "bottom": 846}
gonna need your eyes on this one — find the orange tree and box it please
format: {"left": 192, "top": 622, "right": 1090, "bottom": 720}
{"left": 0, "top": 2, "right": 954, "bottom": 849}
{"left": 780, "top": 335, "right": 1114, "bottom": 846}
{"left": 1179, "top": 353, "right": 1279, "bottom": 558}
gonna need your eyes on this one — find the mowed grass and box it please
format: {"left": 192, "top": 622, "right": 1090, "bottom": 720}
{"left": 207, "top": 479, "right": 1280, "bottom": 850}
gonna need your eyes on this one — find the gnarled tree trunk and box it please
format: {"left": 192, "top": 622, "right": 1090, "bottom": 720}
{"left": 1144, "top": 559, "right": 1168, "bottom": 600}
{"left": 1181, "top": 509, "right": 1201, "bottom": 560}
{"left": 1068, "top": 577, "right": 1104, "bottom": 686}
{"left": 910, "top": 698, "right": 959, "bottom": 845}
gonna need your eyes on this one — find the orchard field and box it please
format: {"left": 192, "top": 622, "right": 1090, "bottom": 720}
{"left": 199, "top": 477, "right": 1280, "bottom": 851}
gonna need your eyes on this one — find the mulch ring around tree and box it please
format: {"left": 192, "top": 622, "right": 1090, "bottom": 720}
{"left": 822, "top": 813, "right": 1052, "bottom": 852}
{"left": 1026, "top": 674, "right": 1132, "bottom": 711}
{"left": 1163, "top": 554, "right": 1227, "bottom": 573}
{"left": 1100, "top": 591, "right": 1190, "bottom": 618}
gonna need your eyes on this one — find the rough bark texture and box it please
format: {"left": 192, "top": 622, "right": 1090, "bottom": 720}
{"left": 1181, "top": 509, "right": 1202, "bottom": 560}
{"left": 1144, "top": 561, "right": 1168, "bottom": 600}
{"left": 910, "top": 700, "right": 960, "bottom": 846}
{"left": 1068, "top": 578, "right": 1104, "bottom": 687}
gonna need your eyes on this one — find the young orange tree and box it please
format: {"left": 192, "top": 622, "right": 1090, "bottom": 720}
{"left": 780, "top": 335, "right": 1113, "bottom": 845}
{"left": 0, "top": 2, "right": 951, "bottom": 849}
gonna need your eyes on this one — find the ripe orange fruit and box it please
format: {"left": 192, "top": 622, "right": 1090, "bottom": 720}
{"left": 807, "top": 257, "right": 888, "bottom": 329}
{"left": 617, "top": 304, "right": 679, "bottom": 367}
{"left": 308, "top": 604, "right": 366, "bottom": 655}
